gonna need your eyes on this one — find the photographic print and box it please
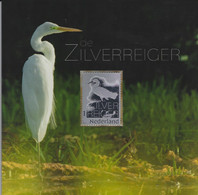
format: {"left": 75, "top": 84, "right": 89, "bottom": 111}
{"left": 2, "top": 0, "right": 198, "bottom": 194}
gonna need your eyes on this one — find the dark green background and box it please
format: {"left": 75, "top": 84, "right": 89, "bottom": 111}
{"left": 3, "top": 0, "right": 198, "bottom": 88}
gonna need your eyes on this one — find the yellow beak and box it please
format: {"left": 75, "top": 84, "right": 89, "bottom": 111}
{"left": 57, "top": 26, "right": 82, "bottom": 32}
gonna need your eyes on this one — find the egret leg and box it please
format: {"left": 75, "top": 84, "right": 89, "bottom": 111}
{"left": 37, "top": 142, "right": 43, "bottom": 180}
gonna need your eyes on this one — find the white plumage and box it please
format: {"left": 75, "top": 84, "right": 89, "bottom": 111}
{"left": 22, "top": 22, "right": 81, "bottom": 143}
{"left": 22, "top": 54, "right": 55, "bottom": 142}
{"left": 89, "top": 78, "right": 118, "bottom": 101}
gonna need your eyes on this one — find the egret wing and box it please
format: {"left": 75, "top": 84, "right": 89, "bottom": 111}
{"left": 22, "top": 54, "right": 54, "bottom": 142}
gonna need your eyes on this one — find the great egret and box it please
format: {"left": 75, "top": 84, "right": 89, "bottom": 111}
{"left": 22, "top": 22, "right": 81, "bottom": 167}
{"left": 89, "top": 78, "right": 118, "bottom": 101}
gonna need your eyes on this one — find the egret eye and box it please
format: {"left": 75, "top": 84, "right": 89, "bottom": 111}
{"left": 50, "top": 26, "right": 56, "bottom": 30}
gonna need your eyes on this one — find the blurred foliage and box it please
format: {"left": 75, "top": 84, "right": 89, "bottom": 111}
{"left": 2, "top": 75, "right": 198, "bottom": 167}
{"left": 3, "top": 0, "right": 198, "bottom": 88}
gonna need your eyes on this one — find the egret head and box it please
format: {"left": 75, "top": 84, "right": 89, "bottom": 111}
{"left": 88, "top": 78, "right": 101, "bottom": 87}
{"left": 36, "top": 22, "right": 82, "bottom": 36}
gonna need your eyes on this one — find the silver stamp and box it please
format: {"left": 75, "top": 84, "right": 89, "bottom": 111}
{"left": 80, "top": 71, "right": 123, "bottom": 126}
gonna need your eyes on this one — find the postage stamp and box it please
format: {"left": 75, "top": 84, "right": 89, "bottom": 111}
{"left": 80, "top": 71, "right": 123, "bottom": 126}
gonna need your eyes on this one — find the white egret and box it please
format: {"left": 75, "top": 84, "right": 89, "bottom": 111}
{"left": 88, "top": 78, "right": 118, "bottom": 101}
{"left": 22, "top": 22, "right": 81, "bottom": 166}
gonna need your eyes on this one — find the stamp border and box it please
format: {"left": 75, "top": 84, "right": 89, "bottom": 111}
{"left": 80, "top": 70, "right": 123, "bottom": 127}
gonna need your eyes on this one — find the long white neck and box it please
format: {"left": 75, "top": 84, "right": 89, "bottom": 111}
{"left": 31, "top": 31, "right": 55, "bottom": 67}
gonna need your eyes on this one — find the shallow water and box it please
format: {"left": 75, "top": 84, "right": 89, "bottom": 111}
{"left": 3, "top": 178, "right": 198, "bottom": 195}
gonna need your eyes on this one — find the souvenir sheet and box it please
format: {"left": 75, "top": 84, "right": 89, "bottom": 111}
{"left": 2, "top": 0, "right": 198, "bottom": 194}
